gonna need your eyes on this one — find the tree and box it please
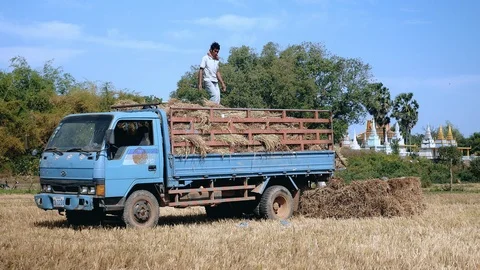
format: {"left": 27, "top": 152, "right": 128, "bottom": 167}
{"left": 391, "top": 93, "right": 419, "bottom": 145}
{"left": 0, "top": 57, "right": 149, "bottom": 175}
{"left": 438, "top": 146, "right": 462, "bottom": 191}
{"left": 170, "top": 42, "right": 373, "bottom": 142}
{"left": 364, "top": 82, "right": 391, "bottom": 142}
{"left": 464, "top": 132, "right": 480, "bottom": 156}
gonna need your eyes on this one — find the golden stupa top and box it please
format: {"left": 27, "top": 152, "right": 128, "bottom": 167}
{"left": 437, "top": 125, "right": 445, "bottom": 140}
{"left": 446, "top": 125, "right": 454, "bottom": 140}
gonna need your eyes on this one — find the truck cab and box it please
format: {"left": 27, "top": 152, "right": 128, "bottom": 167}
{"left": 34, "top": 108, "right": 167, "bottom": 225}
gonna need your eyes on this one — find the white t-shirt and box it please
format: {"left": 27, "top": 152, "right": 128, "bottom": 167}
{"left": 200, "top": 54, "right": 219, "bottom": 82}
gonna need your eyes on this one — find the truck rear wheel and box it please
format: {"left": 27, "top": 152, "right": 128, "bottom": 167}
{"left": 123, "top": 190, "right": 159, "bottom": 228}
{"left": 259, "top": 185, "right": 294, "bottom": 220}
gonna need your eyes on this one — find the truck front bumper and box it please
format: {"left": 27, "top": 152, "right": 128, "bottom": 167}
{"left": 34, "top": 193, "right": 95, "bottom": 211}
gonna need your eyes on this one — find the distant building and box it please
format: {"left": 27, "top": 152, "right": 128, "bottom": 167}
{"left": 418, "top": 125, "right": 436, "bottom": 159}
{"left": 344, "top": 120, "right": 471, "bottom": 160}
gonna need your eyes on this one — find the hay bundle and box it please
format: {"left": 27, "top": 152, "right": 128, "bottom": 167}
{"left": 215, "top": 134, "right": 249, "bottom": 147}
{"left": 298, "top": 177, "right": 426, "bottom": 219}
{"left": 254, "top": 135, "right": 281, "bottom": 152}
{"left": 173, "top": 135, "right": 210, "bottom": 157}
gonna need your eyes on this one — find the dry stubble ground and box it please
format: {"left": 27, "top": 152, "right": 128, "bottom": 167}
{"left": 0, "top": 191, "right": 479, "bottom": 270}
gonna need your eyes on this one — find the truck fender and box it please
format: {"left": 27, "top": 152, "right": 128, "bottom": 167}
{"left": 251, "top": 177, "right": 271, "bottom": 194}
{"left": 251, "top": 176, "right": 299, "bottom": 195}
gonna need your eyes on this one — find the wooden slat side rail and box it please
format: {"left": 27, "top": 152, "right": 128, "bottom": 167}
{"left": 168, "top": 107, "right": 334, "bottom": 153}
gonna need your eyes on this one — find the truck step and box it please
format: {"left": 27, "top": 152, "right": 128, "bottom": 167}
{"left": 168, "top": 185, "right": 256, "bottom": 195}
{"left": 168, "top": 196, "right": 256, "bottom": 207}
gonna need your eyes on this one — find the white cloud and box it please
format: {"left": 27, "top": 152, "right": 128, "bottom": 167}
{"left": 0, "top": 19, "right": 186, "bottom": 52}
{"left": 192, "top": 14, "right": 280, "bottom": 31}
{"left": 0, "top": 46, "right": 84, "bottom": 66}
{"left": 0, "top": 20, "right": 82, "bottom": 40}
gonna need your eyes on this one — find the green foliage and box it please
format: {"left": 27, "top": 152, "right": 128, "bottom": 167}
{"left": 11, "top": 155, "right": 40, "bottom": 176}
{"left": 391, "top": 93, "right": 419, "bottom": 144}
{"left": 0, "top": 57, "right": 152, "bottom": 176}
{"left": 466, "top": 158, "right": 480, "bottom": 182}
{"left": 336, "top": 150, "right": 455, "bottom": 187}
{"left": 438, "top": 146, "right": 462, "bottom": 166}
{"left": 364, "top": 83, "right": 391, "bottom": 141}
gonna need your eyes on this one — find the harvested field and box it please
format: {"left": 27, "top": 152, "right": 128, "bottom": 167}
{"left": 1, "top": 191, "right": 480, "bottom": 269}
{"left": 299, "top": 177, "right": 425, "bottom": 218}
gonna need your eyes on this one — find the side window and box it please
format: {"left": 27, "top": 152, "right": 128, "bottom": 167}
{"left": 111, "top": 120, "right": 153, "bottom": 159}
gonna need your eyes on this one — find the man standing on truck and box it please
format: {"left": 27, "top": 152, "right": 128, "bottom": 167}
{"left": 198, "top": 42, "right": 226, "bottom": 104}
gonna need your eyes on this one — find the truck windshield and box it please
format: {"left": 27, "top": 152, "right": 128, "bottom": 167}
{"left": 45, "top": 115, "right": 113, "bottom": 152}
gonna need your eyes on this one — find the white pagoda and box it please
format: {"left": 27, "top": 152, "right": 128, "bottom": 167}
{"left": 350, "top": 129, "right": 361, "bottom": 150}
{"left": 391, "top": 122, "right": 407, "bottom": 156}
{"left": 419, "top": 125, "right": 436, "bottom": 159}
{"left": 367, "top": 119, "right": 381, "bottom": 150}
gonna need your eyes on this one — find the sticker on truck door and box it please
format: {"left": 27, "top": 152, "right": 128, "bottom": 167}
{"left": 123, "top": 148, "right": 158, "bottom": 165}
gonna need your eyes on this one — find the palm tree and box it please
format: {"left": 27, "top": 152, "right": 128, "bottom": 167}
{"left": 364, "top": 83, "right": 392, "bottom": 143}
{"left": 391, "top": 93, "right": 419, "bottom": 146}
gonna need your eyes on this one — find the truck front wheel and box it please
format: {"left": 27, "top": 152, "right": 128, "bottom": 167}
{"left": 259, "top": 185, "right": 294, "bottom": 220}
{"left": 123, "top": 190, "right": 159, "bottom": 228}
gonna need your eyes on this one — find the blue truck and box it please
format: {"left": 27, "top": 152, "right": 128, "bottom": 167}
{"left": 34, "top": 104, "right": 335, "bottom": 228}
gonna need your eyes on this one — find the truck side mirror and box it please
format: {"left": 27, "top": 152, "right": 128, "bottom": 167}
{"left": 105, "top": 129, "right": 115, "bottom": 145}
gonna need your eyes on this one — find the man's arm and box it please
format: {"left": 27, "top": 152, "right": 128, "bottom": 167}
{"left": 216, "top": 71, "right": 226, "bottom": 92}
{"left": 198, "top": 68, "right": 203, "bottom": 90}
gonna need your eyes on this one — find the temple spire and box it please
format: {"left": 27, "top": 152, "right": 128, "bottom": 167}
{"left": 425, "top": 125, "right": 433, "bottom": 140}
{"left": 437, "top": 125, "right": 445, "bottom": 140}
{"left": 446, "top": 125, "right": 454, "bottom": 141}
{"left": 351, "top": 129, "right": 361, "bottom": 150}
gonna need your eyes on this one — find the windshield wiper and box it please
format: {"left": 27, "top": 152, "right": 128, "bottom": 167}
{"left": 65, "top": 148, "right": 92, "bottom": 155}
{"left": 44, "top": 147, "right": 64, "bottom": 156}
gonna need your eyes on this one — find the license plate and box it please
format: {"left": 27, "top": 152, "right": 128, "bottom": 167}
{"left": 53, "top": 196, "right": 65, "bottom": 208}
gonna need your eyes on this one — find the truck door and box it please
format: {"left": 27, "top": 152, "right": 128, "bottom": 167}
{"left": 104, "top": 118, "right": 163, "bottom": 197}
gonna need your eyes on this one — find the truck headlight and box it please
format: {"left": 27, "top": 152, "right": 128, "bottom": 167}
{"left": 42, "top": 185, "right": 52, "bottom": 192}
{"left": 80, "top": 186, "right": 88, "bottom": 194}
{"left": 88, "top": 186, "right": 96, "bottom": 195}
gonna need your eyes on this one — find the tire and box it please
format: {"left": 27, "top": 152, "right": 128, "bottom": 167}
{"left": 66, "top": 209, "right": 103, "bottom": 226}
{"left": 259, "top": 185, "right": 294, "bottom": 220}
{"left": 123, "top": 190, "right": 159, "bottom": 228}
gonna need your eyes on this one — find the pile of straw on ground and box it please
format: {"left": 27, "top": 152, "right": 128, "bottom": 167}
{"left": 298, "top": 177, "right": 426, "bottom": 219}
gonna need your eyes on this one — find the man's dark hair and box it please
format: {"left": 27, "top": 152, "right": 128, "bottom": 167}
{"left": 210, "top": 42, "right": 220, "bottom": 51}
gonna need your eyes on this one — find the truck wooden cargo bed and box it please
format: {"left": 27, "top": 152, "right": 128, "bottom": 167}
{"left": 168, "top": 107, "right": 334, "bottom": 155}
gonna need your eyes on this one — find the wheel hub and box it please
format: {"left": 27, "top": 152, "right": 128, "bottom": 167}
{"left": 273, "top": 196, "right": 287, "bottom": 218}
{"left": 133, "top": 201, "right": 150, "bottom": 222}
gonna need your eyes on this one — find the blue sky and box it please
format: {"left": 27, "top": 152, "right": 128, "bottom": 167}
{"left": 0, "top": 0, "right": 479, "bottom": 137}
